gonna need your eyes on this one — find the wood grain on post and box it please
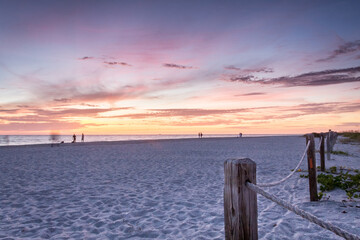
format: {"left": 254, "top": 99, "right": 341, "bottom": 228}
{"left": 320, "top": 133, "right": 325, "bottom": 172}
{"left": 306, "top": 134, "right": 318, "bottom": 201}
{"left": 224, "top": 158, "right": 258, "bottom": 240}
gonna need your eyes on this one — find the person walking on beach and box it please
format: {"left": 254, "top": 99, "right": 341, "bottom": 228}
{"left": 81, "top": 133, "right": 84, "bottom": 142}
{"left": 72, "top": 134, "right": 76, "bottom": 143}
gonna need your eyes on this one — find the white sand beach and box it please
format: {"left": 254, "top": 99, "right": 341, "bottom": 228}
{"left": 0, "top": 136, "right": 359, "bottom": 239}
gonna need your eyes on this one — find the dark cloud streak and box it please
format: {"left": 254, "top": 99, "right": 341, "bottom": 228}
{"left": 226, "top": 66, "right": 360, "bottom": 87}
{"left": 163, "top": 63, "right": 193, "bottom": 69}
{"left": 104, "top": 61, "right": 131, "bottom": 66}
{"left": 53, "top": 98, "right": 71, "bottom": 103}
{"left": 235, "top": 92, "right": 266, "bottom": 96}
{"left": 224, "top": 65, "right": 241, "bottom": 71}
{"left": 79, "top": 56, "right": 94, "bottom": 60}
{"left": 317, "top": 40, "right": 360, "bottom": 62}
{"left": 224, "top": 66, "right": 273, "bottom": 73}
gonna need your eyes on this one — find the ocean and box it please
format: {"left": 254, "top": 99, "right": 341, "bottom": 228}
{"left": 0, "top": 134, "right": 298, "bottom": 146}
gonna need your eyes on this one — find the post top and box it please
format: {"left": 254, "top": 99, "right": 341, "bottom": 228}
{"left": 305, "top": 133, "right": 315, "bottom": 139}
{"left": 225, "top": 158, "right": 256, "bottom": 165}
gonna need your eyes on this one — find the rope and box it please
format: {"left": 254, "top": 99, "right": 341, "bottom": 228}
{"left": 246, "top": 182, "right": 360, "bottom": 240}
{"left": 257, "top": 141, "right": 310, "bottom": 187}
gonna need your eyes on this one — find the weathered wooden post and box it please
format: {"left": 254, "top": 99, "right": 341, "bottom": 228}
{"left": 224, "top": 158, "right": 258, "bottom": 240}
{"left": 306, "top": 134, "right": 318, "bottom": 201}
{"left": 320, "top": 133, "right": 325, "bottom": 172}
{"left": 330, "top": 131, "right": 338, "bottom": 150}
{"left": 326, "top": 130, "right": 331, "bottom": 160}
{"left": 334, "top": 132, "right": 338, "bottom": 146}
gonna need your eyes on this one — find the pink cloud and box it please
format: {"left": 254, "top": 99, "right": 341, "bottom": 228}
{"left": 0, "top": 121, "right": 83, "bottom": 131}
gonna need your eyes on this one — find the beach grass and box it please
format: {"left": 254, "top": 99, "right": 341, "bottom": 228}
{"left": 339, "top": 131, "right": 360, "bottom": 143}
{"left": 331, "top": 150, "right": 350, "bottom": 156}
{"left": 317, "top": 171, "right": 360, "bottom": 199}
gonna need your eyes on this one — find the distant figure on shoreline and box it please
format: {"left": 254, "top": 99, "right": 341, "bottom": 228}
{"left": 49, "top": 131, "right": 60, "bottom": 147}
{"left": 81, "top": 133, "right": 84, "bottom": 142}
{"left": 72, "top": 134, "right": 76, "bottom": 143}
{"left": 198, "top": 132, "right": 203, "bottom": 138}
{"left": 2, "top": 135, "right": 9, "bottom": 145}
{"left": 239, "top": 133, "right": 243, "bottom": 138}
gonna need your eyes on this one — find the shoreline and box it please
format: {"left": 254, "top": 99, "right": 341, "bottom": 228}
{"left": 0, "top": 135, "right": 303, "bottom": 148}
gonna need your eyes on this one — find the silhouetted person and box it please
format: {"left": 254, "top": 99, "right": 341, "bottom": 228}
{"left": 81, "top": 133, "right": 84, "bottom": 142}
{"left": 49, "top": 131, "right": 60, "bottom": 147}
{"left": 72, "top": 134, "right": 76, "bottom": 143}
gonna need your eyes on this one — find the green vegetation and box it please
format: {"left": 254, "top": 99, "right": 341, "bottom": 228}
{"left": 330, "top": 150, "right": 349, "bottom": 156}
{"left": 318, "top": 191, "right": 323, "bottom": 200}
{"left": 317, "top": 168, "right": 360, "bottom": 199}
{"left": 302, "top": 130, "right": 360, "bottom": 143}
{"left": 339, "top": 131, "right": 360, "bottom": 143}
{"left": 317, "top": 192, "right": 330, "bottom": 201}
{"left": 317, "top": 192, "right": 324, "bottom": 200}
{"left": 329, "top": 166, "right": 337, "bottom": 174}
{"left": 302, "top": 132, "right": 322, "bottom": 138}
{"left": 299, "top": 166, "right": 360, "bottom": 199}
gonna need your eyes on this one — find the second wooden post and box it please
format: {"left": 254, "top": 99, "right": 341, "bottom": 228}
{"left": 306, "top": 134, "right": 318, "bottom": 201}
{"left": 326, "top": 130, "right": 331, "bottom": 160}
{"left": 224, "top": 158, "right": 258, "bottom": 240}
{"left": 320, "top": 133, "right": 325, "bottom": 171}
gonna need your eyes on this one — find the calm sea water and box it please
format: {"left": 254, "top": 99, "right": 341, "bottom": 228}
{"left": 0, "top": 134, "right": 298, "bottom": 146}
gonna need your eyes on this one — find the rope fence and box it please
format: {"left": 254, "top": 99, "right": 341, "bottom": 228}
{"left": 257, "top": 141, "right": 310, "bottom": 187}
{"left": 247, "top": 182, "right": 360, "bottom": 240}
{"left": 224, "top": 132, "right": 359, "bottom": 240}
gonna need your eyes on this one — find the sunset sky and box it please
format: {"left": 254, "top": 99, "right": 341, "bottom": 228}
{"left": 0, "top": 0, "right": 359, "bottom": 135}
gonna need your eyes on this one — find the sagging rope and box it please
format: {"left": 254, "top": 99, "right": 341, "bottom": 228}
{"left": 257, "top": 141, "right": 310, "bottom": 187}
{"left": 247, "top": 182, "right": 360, "bottom": 240}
